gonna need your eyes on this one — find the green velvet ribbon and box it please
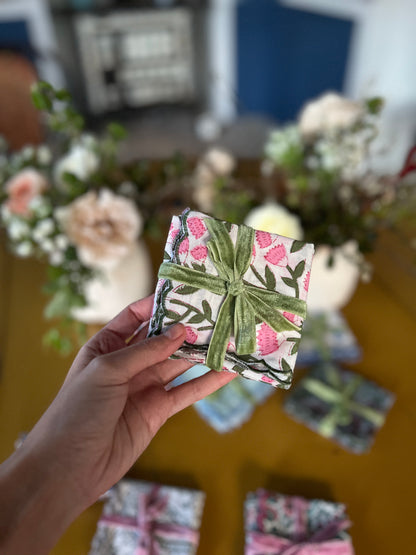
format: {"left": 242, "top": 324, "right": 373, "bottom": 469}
{"left": 302, "top": 374, "right": 386, "bottom": 438}
{"left": 158, "top": 218, "right": 307, "bottom": 371}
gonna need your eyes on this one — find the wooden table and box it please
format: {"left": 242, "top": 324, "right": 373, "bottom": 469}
{"left": 1, "top": 243, "right": 416, "bottom": 554}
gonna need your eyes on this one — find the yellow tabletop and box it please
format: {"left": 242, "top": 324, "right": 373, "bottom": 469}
{"left": 1, "top": 245, "right": 415, "bottom": 554}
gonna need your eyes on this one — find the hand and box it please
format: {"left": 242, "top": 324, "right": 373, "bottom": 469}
{"left": 0, "top": 295, "right": 235, "bottom": 554}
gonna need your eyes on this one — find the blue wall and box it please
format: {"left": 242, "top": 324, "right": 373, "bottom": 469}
{"left": 237, "top": 0, "right": 354, "bottom": 122}
{"left": 0, "top": 20, "right": 34, "bottom": 61}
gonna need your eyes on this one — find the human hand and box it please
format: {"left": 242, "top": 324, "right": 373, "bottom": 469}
{"left": 0, "top": 295, "right": 235, "bottom": 554}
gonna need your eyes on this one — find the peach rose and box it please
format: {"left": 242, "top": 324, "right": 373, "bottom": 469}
{"left": 4, "top": 168, "right": 48, "bottom": 216}
{"left": 56, "top": 189, "right": 142, "bottom": 269}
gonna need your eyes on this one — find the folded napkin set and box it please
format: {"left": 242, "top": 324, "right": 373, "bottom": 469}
{"left": 90, "top": 479, "right": 354, "bottom": 554}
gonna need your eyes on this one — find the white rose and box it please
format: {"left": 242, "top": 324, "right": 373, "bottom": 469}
{"left": 56, "top": 189, "right": 142, "bottom": 269}
{"left": 244, "top": 202, "right": 303, "bottom": 240}
{"left": 54, "top": 139, "right": 99, "bottom": 186}
{"left": 299, "top": 92, "right": 364, "bottom": 137}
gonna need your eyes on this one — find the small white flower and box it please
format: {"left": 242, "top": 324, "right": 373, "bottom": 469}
{"left": 54, "top": 139, "right": 99, "bottom": 187}
{"left": 245, "top": 202, "right": 304, "bottom": 240}
{"left": 15, "top": 241, "right": 33, "bottom": 257}
{"left": 37, "top": 145, "right": 52, "bottom": 165}
{"left": 33, "top": 219, "right": 55, "bottom": 242}
{"left": 40, "top": 238, "right": 55, "bottom": 253}
{"left": 54, "top": 234, "right": 69, "bottom": 251}
{"left": 8, "top": 218, "right": 30, "bottom": 240}
{"left": 21, "top": 146, "right": 35, "bottom": 160}
{"left": 1, "top": 204, "right": 11, "bottom": 222}
{"left": 29, "top": 196, "right": 52, "bottom": 218}
{"left": 49, "top": 250, "right": 64, "bottom": 266}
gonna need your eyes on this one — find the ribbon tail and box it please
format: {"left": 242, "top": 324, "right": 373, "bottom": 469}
{"left": 234, "top": 294, "right": 257, "bottom": 355}
{"left": 246, "top": 290, "right": 302, "bottom": 333}
{"left": 206, "top": 294, "right": 234, "bottom": 371}
{"left": 246, "top": 285, "right": 307, "bottom": 319}
{"left": 158, "top": 262, "right": 226, "bottom": 296}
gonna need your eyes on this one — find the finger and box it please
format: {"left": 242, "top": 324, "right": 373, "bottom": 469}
{"left": 125, "top": 320, "right": 150, "bottom": 345}
{"left": 65, "top": 296, "right": 155, "bottom": 383}
{"left": 93, "top": 295, "right": 155, "bottom": 352}
{"left": 167, "top": 369, "right": 237, "bottom": 415}
{"left": 128, "top": 357, "right": 194, "bottom": 393}
{"left": 95, "top": 324, "right": 186, "bottom": 384}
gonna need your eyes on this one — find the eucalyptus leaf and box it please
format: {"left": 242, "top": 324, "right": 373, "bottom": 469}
{"left": 292, "top": 260, "right": 305, "bottom": 279}
{"left": 202, "top": 299, "right": 212, "bottom": 320}
{"left": 188, "top": 313, "right": 205, "bottom": 324}
{"left": 290, "top": 240, "right": 305, "bottom": 253}
{"left": 265, "top": 265, "right": 276, "bottom": 290}
{"left": 176, "top": 285, "right": 199, "bottom": 295}
{"left": 282, "top": 276, "right": 295, "bottom": 288}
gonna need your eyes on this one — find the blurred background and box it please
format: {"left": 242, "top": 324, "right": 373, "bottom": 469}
{"left": 1, "top": 1, "right": 416, "bottom": 554}
{"left": 1, "top": 0, "right": 415, "bottom": 167}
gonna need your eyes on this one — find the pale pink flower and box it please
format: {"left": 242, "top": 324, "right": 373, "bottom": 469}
{"left": 188, "top": 217, "right": 206, "bottom": 239}
{"left": 257, "top": 322, "right": 280, "bottom": 356}
{"left": 185, "top": 327, "right": 198, "bottom": 344}
{"left": 56, "top": 189, "right": 142, "bottom": 269}
{"left": 264, "top": 244, "right": 287, "bottom": 266}
{"left": 191, "top": 245, "right": 208, "bottom": 261}
{"left": 4, "top": 168, "right": 47, "bottom": 216}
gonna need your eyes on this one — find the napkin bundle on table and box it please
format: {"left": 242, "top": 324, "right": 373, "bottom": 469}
{"left": 89, "top": 479, "right": 205, "bottom": 555}
{"left": 284, "top": 362, "right": 395, "bottom": 453}
{"left": 244, "top": 489, "right": 354, "bottom": 554}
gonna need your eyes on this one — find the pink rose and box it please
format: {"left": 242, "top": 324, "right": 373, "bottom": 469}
{"left": 5, "top": 168, "right": 47, "bottom": 216}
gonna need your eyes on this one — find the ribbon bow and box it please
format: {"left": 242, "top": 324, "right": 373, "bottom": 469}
{"left": 302, "top": 366, "right": 386, "bottom": 438}
{"left": 159, "top": 218, "right": 307, "bottom": 371}
{"left": 100, "top": 486, "right": 200, "bottom": 554}
{"left": 246, "top": 513, "right": 353, "bottom": 555}
{"left": 246, "top": 529, "right": 353, "bottom": 555}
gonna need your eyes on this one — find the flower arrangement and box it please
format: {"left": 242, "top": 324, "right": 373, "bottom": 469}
{"left": 1, "top": 84, "right": 415, "bottom": 352}
{"left": 0, "top": 82, "right": 190, "bottom": 353}
{"left": 191, "top": 92, "right": 416, "bottom": 276}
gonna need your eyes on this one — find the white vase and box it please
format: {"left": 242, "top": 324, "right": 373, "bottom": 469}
{"left": 307, "top": 240, "right": 361, "bottom": 312}
{"left": 72, "top": 239, "right": 153, "bottom": 324}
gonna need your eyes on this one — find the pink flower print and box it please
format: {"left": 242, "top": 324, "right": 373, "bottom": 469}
{"left": 185, "top": 326, "right": 198, "bottom": 344}
{"left": 168, "top": 228, "right": 179, "bottom": 245}
{"left": 178, "top": 237, "right": 189, "bottom": 255}
{"left": 304, "top": 270, "right": 310, "bottom": 292}
{"left": 256, "top": 230, "right": 272, "bottom": 248}
{"left": 264, "top": 244, "right": 287, "bottom": 266}
{"left": 188, "top": 217, "right": 206, "bottom": 239}
{"left": 191, "top": 245, "right": 208, "bottom": 261}
{"left": 257, "top": 322, "right": 280, "bottom": 356}
{"left": 252, "top": 243, "right": 256, "bottom": 260}
{"left": 261, "top": 375, "right": 274, "bottom": 384}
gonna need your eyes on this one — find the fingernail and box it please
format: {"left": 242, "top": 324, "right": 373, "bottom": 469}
{"left": 164, "top": 324, "right": 184, "bottom": 340}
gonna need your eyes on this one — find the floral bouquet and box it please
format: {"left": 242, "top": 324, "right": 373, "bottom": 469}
{"left": 192, "top": 92, "right": 416, "bottom": 280}
{"left": 0, "top": 82, "right": 190, "bottom": 352}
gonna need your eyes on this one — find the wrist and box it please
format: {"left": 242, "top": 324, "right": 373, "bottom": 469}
{"left": 0, "top": 441, "right": 87, "bottom": 554}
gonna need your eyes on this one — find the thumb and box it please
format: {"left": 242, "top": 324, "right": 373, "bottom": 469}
{"left": 90, "top": 324, "right": 186, "bottom": 384}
